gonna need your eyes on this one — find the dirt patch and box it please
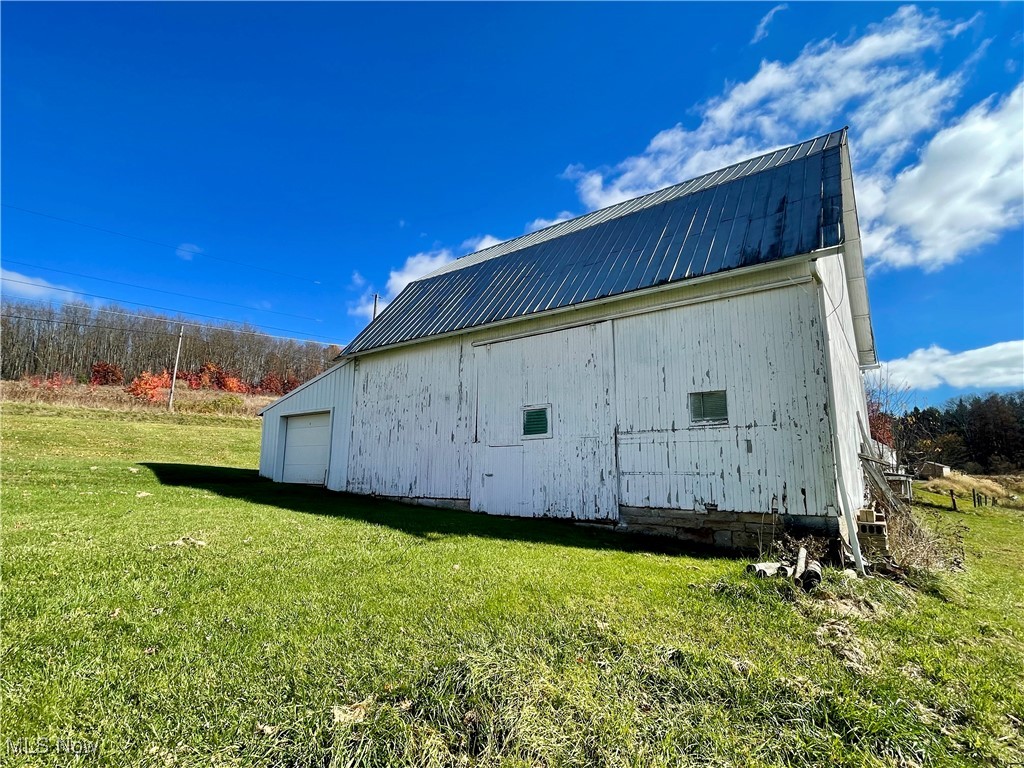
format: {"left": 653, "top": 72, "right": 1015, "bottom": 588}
{"left": 816, "top": 596, "right": 883, "bottom": 620}
{"left": 815, "top": 620, "right": 870, "bottom": 673}
{"left": 333, "top": 696, "right": 374, "bottom": 725}
{"left": 168, "top": 536, "right": 207, "bottom": 548}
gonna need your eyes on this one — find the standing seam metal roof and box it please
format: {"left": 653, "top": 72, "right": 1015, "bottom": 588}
{"left": 347, "top": 129, "right": 847, "bottom": 355}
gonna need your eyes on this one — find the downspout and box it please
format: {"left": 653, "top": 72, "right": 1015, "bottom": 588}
{"left": 811, "top": 260, "right": 866, "bottom": 576}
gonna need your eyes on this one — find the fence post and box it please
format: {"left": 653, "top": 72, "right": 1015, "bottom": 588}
{"left": 949, "top": 489, "right": 957, "bottom": 511}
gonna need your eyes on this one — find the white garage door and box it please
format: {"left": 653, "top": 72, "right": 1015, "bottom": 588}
{"left": 283, "top": 412, "right": 331, "bottom": 485}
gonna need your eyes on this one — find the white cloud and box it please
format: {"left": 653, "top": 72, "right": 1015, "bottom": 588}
{"left": 870, "top": 84, "right": 1024, "bottom": 270}
{"left": 0, "top": 269, "right": 80, "bottom": 302}
{"left": 751, "top": 4, "right": 788, "bottom": 45}
{"left": 876, "top": 340, "right": 1024, "bottom": 390}
{"left": 572, "top": 6, "right": 970, "bottom": 208}
{"left": 348, "top": 249, "right": 456, "bottom": 321}
{"left": 348, "top": 7, "right": 1017, "bottom": 331}
{"left": 460, "top": 234, "right": 504, "bottom": 253}
{"left": 526, "top": 211, "right": 575, "bottom": 233}
{"left": 851, "top": 68, "right": 965, "bottom": 171}
{"left": 561, "top": 5, "right": 1021, "bottom": 273}
{"left": 348, "top": 234, "right": 506, "bottom": 324}
{"left": 385, "top": 250, "right": 455, "bottom": 295}
{"left": 175, "top": 242, "right": 203, "bottom": 261}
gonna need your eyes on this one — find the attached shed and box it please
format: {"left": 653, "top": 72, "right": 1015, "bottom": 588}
{"left": 260, "top": 128, "right": 878, "bottom": 551}
{"left": 259, "top": 361, "right": 354, "bottom": 490}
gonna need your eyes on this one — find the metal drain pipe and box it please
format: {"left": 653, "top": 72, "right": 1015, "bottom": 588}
{"left": 812, "top": 260, "right": 867, "bottom": 576}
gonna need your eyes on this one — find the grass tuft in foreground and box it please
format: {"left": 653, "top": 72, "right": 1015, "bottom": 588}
{"left": 3, "top": 403, "right": 1023, "bottom": 766}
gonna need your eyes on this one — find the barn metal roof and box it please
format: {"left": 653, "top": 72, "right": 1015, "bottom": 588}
{"left": 347, "top": 129, "right": 849, "bottom": 355}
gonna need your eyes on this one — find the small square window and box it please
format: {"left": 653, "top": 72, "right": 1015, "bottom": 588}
{"left": 522, "top": 404, "right": 552, "bottom": 439}
{"left": 690, "top": 390, "right": 728, "bottom": 424}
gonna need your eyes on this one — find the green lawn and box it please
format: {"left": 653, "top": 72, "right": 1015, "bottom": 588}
{"left": 3, "top": 403, "right": 1022, "bottom": 767}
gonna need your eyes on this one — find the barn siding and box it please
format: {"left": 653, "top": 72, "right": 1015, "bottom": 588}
{"left": 346, "top": 340, "right": 474, "bottom": 500}
{"left": 613, "top": 283, "right": 838, "bottom": 517}
{"left": 815, "top": 250, "right": 869, "bottom": 519}
{"left": 396, "top": 258, "right": 813, "bottom": 357}
{"left": 259, "top": 258, "right": 865, "bottom": 534}
{"left": 471, "top": 322, "right": 618, "bottom": 520}
{"left": 258, "top": 361, "right": 355, "bottom": 490}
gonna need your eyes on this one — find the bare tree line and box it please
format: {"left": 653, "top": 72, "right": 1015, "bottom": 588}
{"left": 868, "top": 377, "right": 1024, "bottom": 474}
{"left": 1, "top": 300, "right": 341, "bottom": 386}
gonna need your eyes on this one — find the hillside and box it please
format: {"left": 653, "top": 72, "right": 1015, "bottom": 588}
{"left": 3, "top": 403, "right": 1022, "bottom": 767}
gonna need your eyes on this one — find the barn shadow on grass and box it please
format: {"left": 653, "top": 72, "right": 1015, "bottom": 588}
{"left": 141, "top": 462, "right": 720, "bottom": 558}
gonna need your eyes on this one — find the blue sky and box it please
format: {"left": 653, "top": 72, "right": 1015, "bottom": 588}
{"left": 2, "top": 2, "right": 1022, "bottom": 406}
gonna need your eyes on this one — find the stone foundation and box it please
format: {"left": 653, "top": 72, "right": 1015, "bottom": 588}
{"left": 377, "top": 495, "right": 472, "bottom": 512}
{"left": 359, "top": 495, "right": 841, "bottom": 553}
{"left": 617, "top": 506, "right": 839, "bottom": 551}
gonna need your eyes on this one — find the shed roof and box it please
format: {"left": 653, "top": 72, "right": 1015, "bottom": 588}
{"left": 347, "top": 129, "right": 855, "bottom": 356}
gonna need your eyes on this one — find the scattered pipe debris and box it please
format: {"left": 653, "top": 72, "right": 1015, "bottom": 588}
{"left": 745, "top": 562, "right": 782, "bottom": 578}
{"left": 794, "top": 546, "right": 808, "bottom": 581}
{"left": 796, "top": 561, "right": 823, "bottom": 591}
{"left": 745, "top": 549, "right": 835, "bottom": 591}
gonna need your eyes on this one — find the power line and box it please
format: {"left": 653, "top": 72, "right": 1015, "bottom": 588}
{"left": 3, "top": 259, "right": 323, "bottom": 323}
{"left": 1, "top": 277, "right": 337, "bottom": 341}
{"left": 4, "top": 299, "right": 338, "bottom": 345}
{"left": 1, "top": 303, "right": 340, "bottom": 345}
{"left": 1, "top": 203, "right": 324, "bottom": 285}
{"left": 10, "top": 295, "right": 219, "bottom": 328}
{"left": 2, "top": 313, "right": 183, "bottom": 337}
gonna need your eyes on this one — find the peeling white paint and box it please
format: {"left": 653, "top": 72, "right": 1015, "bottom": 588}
{"left": 347, "top": 341, "right": 474, "bottom": 499}
{"left": 259, "top": 258, "right": 869, "bottom": 528}
{"left": 614, "top": 284, "right": 836, "bottom": 516}
{"left": 472, "top": 322, "right": 617, "bottom": 520}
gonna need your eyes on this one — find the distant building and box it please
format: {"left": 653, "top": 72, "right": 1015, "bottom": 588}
{"left": 259, "top": 129, "right": 878, "bottom": 551}
{"left": 919, "top": 461, "right": 952, "bottom": 480}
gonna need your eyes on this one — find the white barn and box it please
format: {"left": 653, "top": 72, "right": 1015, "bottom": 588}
{"left": 259, "top": 129, "right": 877, "bottom": 551}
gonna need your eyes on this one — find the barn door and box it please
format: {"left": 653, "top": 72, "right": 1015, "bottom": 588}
{"left": 471, "top": 444, "right": 527, "bottom": 516}
{"left": 470, "top": 323, "right": 618, "bottom": 520}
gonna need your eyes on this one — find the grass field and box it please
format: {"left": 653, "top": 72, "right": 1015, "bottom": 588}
{"left": 3, "top": 403, "right": 1023, "bottom": 767}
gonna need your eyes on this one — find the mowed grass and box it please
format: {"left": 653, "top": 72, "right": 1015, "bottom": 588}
{"left": 2, "top": 403, "right": 1023, "bottom": 767}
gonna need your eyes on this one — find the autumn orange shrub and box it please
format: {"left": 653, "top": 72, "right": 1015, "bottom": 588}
{"left": 90, "top": 361, "right": 125, "bottom": 386}
{"left": 258, "top": 372, "right": 284, "bottom": 396}
{"left": 125, "top": 370, "right": 173, "bottom": 402}
{"left": 196, "top": 362, "right": 224, "bottom": 390}
{"left": 220, "top": 376, "right": 250, "bottom": 394}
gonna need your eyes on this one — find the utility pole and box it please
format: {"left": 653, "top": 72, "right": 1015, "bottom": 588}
{"left": 372, "top": 293, "right": 379, "bottom": 320}
{"left": 168, "top": 325, "right": 184, "bottom": 412}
